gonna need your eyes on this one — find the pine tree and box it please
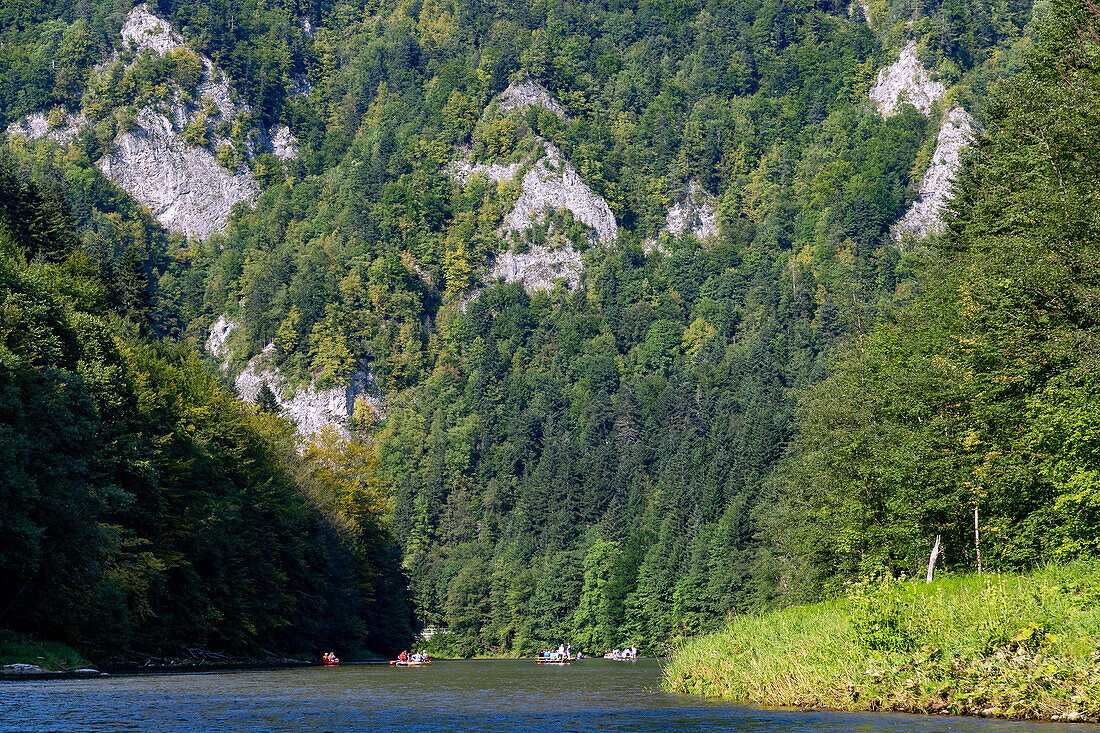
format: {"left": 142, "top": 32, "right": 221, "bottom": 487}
{"left": 256, "top": 381, "right": 280, "bottom": 414}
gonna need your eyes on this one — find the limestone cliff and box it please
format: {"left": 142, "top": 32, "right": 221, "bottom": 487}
{"left": 503, "top": 143, "right": 617, "bottom": 246}
{"left": 448, "top": 77, "right": 617, "bottom": 293}
{"left": 894, "top": 107, "right": 976, "bottom": 242}
{"left": 498, "top": 75, "right": 570, "bottom": 119}
{"left": 647, "top": 181, "right": 719, "bottom": 252}
{"left": 869, "top": 41, "right": 946, "bottom": 117}
{"left": 451, "top": 141, "right": 617, "bottom": 292}
{"left": 5, "top": 4, "right": 297, "bottom": 241}
{"left": 98, "top": 110, "right": 260, "bottom": 240}
{"left": 206, "top": 316, "right": 380, "bottom": 438}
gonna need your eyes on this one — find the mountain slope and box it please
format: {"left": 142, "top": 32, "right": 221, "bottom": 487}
{"left": 1, "top": 0, "right": 1051, "bottom": 656}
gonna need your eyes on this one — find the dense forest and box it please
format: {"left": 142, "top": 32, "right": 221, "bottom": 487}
{"left": 2, "top": 0, "right": 1096, "bottom": 660}
{"left": 0, "top": 159, "right": 412, "bottom": 658}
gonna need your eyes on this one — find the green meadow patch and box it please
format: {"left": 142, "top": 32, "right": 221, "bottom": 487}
{"left": 665, "top": 564, "right": 1100, "bottom": 722}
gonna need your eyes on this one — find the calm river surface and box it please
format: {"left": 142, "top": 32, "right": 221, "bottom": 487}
{"left": 0, "top": 659, "right": 1093, "bottom": 733}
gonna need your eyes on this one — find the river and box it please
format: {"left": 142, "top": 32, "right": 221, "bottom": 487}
{"left": 1, "top": 659, "right": 1092, "bottom": 732}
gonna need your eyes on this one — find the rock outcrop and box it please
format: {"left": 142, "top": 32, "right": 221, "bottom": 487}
{"left": 869, "top": 41, "right": 946, "bottom": 117}
{"left": 5, "top": 4, "right": 297, "bottom": 240}
{"left": 498, "top": 76, "right": 569, "bottom": 119}
{"left": 503, "top": 144, "right": 617, "bottom": 245}
{"left": 450, "top": 128, "right": 618, "bottom": 292}
{"left": 490, "top": 244, "right": 585, "bottom": 292}
{"left": 894, "top": 107, "right": 976, "bottom": 242}
{"left": 206, "top": 317, "right": 379, "bottom": 438}
{"left": 98, "top": 110, "right": 260, "bottom": 240}
{"left": 205, "top": 314, "right": 238, "bottom": 369}
{"left": 5, "top": 112, "right": 87, "bottom": 145}
{"left": 648, "top": 180, "right": 719, "bottom": 251}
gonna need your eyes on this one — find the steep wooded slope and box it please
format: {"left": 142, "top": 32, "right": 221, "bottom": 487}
{"left": 0, "top": 0, "right": 1048, "bottom": 656}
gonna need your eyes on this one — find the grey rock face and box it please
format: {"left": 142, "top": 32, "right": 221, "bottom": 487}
{"left": 235, "top": 353, "right": 379, "bottom": 438}
{"left": 6, "top": 4, "right": 298, "bottom": 241}
{"left": 869, "top": 41, "right": 946, "bottom": 117}
{"left": 205, "top": 314, "right": 238, "bottom": 369}
{"left": 447, "top": 160, "right": 522, "bottom": 185}
{"left": 894, "top": 107, "right": 976, "bottom": 242}
{"left": 648, "top": 180, "right": 719, "bottom": 251}
{"left": 450, "top": 123, "right": 618, "bottom": 292}
{"left": 98, "top": 110, "right": 259, "bottom": 241}
{"left": 207, "top": 317, "right": 380, "bottom": 438}
{"left": 121, "top": 4, "right": 185, "bottom": 56}
{"left": 490, "top": 244, "right": 585, "bottom": 292}
{"left": 504, "top": 143, "right": 617, "bottom": 246}
{"left": 498, "top": 76, "right": 569, "bottom": 118}
{"left": 5, "top": 112, "right": 87, "bottom": 145}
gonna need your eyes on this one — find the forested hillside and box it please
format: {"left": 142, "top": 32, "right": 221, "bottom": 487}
{"left": 3, "top": 0, "right": 1086, "bottom": 661}
{"left": 0, "top": 160, "right": 412, "bottom": 659}
{"left": 769, "top": 0, "right": 1100, "bottom": 599}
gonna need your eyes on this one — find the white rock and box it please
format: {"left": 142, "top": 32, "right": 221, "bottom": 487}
{"left": 7, "top": 4, "right": 299, "bottom": 240}
{"left": 498, "top": 76, "right": 569, "bottom": 119}
{"left": 270, "top": 125, "right": 298, "bottom": 160}
{"left": 208, "top": 318, "right": 380, "bottom": 438}
{"left": 448, "top": 135, "right": 617, "bottom": 293}
{"left": 505, "top": 143, "right": 617, "bottom": 246}
{"left": 5, "top": 111, "right": 86, "bottom": 145}
{"left": 205, "top": 315, "right": 239, "bottom": 369}
{"left": 235, "top": 357, "right": 380, "bottom": 438}
{"left": 869, "top": 41, "right": 946, "bottom": 117}
{"left": 893, "top": 107, "right": 976, "bottom": 242}
{"left": 649, "top": 180, "right": 719, "bottom": 250}
{"left": 121, "top": 4, "right": 185, "bottom": 56}
{"left": 489, "top": 243, "right": 585, "bottom": 292}
{"left": 97, "top": 109, "right": 259, "bottom": 241}
{"left": 447, "top": 160, "right": 522, "bottom": 185}
{"left": 2, "top": 663, "right": 46, "bottom": 674}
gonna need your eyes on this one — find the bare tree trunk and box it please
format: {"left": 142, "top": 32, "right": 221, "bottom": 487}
{"left": 926, "top": 534, "right": 942, "bottom": 583}
{"left": 974, "top": 508, "right": 982, "bottom": 574}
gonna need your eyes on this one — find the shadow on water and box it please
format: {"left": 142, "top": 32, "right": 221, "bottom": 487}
{"left": 1, "top": 659, "right": 1094, "bottom": 733}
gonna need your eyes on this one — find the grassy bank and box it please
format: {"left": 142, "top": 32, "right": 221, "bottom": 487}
{"left": 665, "top": 564, "right": 1100, "bottom": 722}
{"left": 0, "top": 630, "right": 91, "bottom": 671}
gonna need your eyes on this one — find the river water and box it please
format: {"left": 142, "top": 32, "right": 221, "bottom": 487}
{"left": 0, "top": 659, "right": 1092, "bottom": 732}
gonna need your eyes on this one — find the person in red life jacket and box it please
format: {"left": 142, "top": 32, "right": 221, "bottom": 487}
{"left": 398, "top": 650, "right": 408, "bottom": 662}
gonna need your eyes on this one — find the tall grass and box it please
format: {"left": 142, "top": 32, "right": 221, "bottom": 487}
{"left": 665, "top": 563, "right": 1100, "bottom": 721}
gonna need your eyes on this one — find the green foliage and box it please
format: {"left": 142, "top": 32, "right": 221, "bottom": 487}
{"left": 0, "top": 184, "right": 412, "bottom": 659}
{"left": 0, "top": 0, "right": 1075, "bottom": 664}
{"left": 769, "top": 0, "right": 1100, "bottom": 597}
{"left": 667, "top": 564, "right": 1100, "bottom": 721}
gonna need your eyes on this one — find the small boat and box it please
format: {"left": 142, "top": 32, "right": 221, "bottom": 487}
{"left": 535, "top": 657, "right": 573, "bottom": 664}
{"left": 320, "top": 655, "right": 340, "bottom": 666}
{"left": 390, "top": 658, "right": 432, "bottom": 666}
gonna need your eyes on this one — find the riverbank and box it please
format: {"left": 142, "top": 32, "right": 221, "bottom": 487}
{"left": 0, "top": 628, "right": 364, "bottom": 677}
{"left": 665, "top": 563, "right": 1100, "bottom": 722}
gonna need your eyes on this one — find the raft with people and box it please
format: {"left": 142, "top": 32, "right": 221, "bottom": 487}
{"left": 320, "top": 652, "right": 340, "bottom": 666}
{"left": 390, "top": 650, "right": 432, "bottom": 666}
{"left": 536, "top": 644, "right": 580, "bottom": 664}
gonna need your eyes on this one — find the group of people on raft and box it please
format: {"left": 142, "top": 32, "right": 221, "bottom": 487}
{"left": 539, "top": 643, "right": 581, "bottom": 661}
{"left": 604, "top": 646, "right": 638, "bottom": 660}
{"left": 395, "top": 650, "right": 431, "bottom": 664}
{"left": 321, "top": 651, "right": 339, "bottom": 665}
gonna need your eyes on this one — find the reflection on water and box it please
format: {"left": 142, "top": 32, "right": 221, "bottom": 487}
{"left": 0, "top": 660, "right": 1092, "bottom": 733}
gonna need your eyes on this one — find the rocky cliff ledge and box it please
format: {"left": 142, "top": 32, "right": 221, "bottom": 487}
{"left": 647, "top": 180, "right": 719, "bottom": 252}
{"left": 498, "top": 75, "right": 570, "bottom": 119}
{"left": 206, "top": 316, "right": 378, "bottom": 438}
{"left": 869, "top": 41, "right": 946, "bottom": 117}
{"left": 894, "top": 107, "right": 976, "bottom": 242}
{"left": 5, "top": 4, "right": 297, "bottom": 241}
